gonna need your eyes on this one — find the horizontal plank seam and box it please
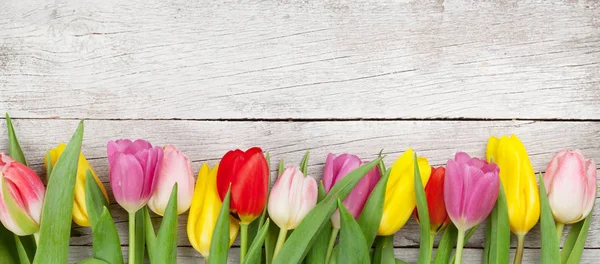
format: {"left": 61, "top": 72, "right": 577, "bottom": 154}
{"left": 2, "top": 117, "right": 600, "bottom": 122}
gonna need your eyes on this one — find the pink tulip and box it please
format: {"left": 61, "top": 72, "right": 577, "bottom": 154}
{"left": 0, "top": 153, "right": 45, "bottom": 235}
{"left": 268, "top": 166, "right": 318, "bottom": 230}
{"left": 544, "top": 150, "right": 597, "bottom": 224}
{"left": 444, "top": 152, "right": 500, "bottom": 231}
{"left": 148, "top": 145, "right": 195, "bottom": 216}
{"left": 323, "top": 153, "right": 380, "bottom": 229}
{"left": 107, "top": 139, "right": 163, "bottom": 213}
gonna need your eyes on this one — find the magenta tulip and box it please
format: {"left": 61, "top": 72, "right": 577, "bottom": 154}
{"left": 444, "top": 152, "right": 500, "bottom": 231}
{"left": 544, "top": 150, "right": 597, "bottom": 224}
{"left": 323, "top": 153, "right": 380, "bottom": 229}
{"left": 0, "top": 154, "right": 45, "bottom": 235}
{"left": 148, "top": 145, "right": 195, "bottom": 216}
{"left": 107, "top": 139, "right": 164, "bottom": 213}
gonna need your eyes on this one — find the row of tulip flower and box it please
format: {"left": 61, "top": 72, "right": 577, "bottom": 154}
{"left": 0, "top": 115, "right": 596, "bottom": 264}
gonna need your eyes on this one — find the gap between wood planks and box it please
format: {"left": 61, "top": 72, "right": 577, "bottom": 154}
{"left": 2, "top": 117, "right": 600, "bottom": 122}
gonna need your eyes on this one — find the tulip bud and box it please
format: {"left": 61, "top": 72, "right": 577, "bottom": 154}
{"left": 45, "top": 143, "right": 108, "bottom": 227}
{"left": 444, "top": 152, "right": 500, "bottom": 231}
{"left": 0, "top": 153, "right": 45, "bottom": 235}
{"left": 216, "top": 147, "right": 269, "bottom": 224}
{"left": 148, "top": 145, "right": 195, "bottom": 216}
{"left": 323, "top": 154, "right": 380, "bottom": 229}
{"left": 413, "top": 166, "right": 450, "bottom": 234}
{"left": 268, "top": 166, "right": 318, "bottom": 230}
{"left": 188, "top": 164, "right": 239, "bottom": 258}
{"left": 107, "top": 139, "right": 163, "bottom": 213}
{"left": 378, "top": 149, "right": 431, "bottom": 236}
{"left": 544, "top": 150, "right": 597, "bottom": 224}
{"left": 487, "top": 135, "right": 540, "bottom": 235}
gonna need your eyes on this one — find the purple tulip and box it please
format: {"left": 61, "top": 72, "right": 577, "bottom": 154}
{"left": 444, "top": 152, "right": 500, "bottom": 231}
{"left": 324, "top": 153, "right": 380, "bottom": 229}
{"left": 107, "top": 139, "right": 164, "bottom": 213}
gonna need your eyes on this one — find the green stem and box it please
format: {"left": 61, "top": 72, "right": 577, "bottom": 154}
{"left": 430, "top": 232, "right": 436, "bottom": 254}
{"left": 514, "top": 234, "right": 525, "bottom": 264}
{"left": 240, "top": 223, "right": 249, "bottom": 263}
{"left": 556, "top": 223, "right": 565, "bottom": 244}
{"left": 33, "top": 233, "right": 40, "bottom": 245}
{"left": 129, "top": 212, "right": 136, "bottom": 264}
{"left": 325, "top": 228, "right": 339, "bottom": 264}
{"left": 455, "top": 229, "right": 465, "bottom": 264}
{"left": 273, "top": 228, "right": 288, "bottom": 259}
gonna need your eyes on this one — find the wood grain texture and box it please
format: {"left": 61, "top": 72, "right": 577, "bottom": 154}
{"left": 0, "top": 118, "right": 599, "bottom": 250}
{"left": 1, "top": 0, "right": 599, "bottom": 120}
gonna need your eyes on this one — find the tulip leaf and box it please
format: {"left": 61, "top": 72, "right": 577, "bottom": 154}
{"left": 85, "top": 170, "right": 109, "bottom": 229}
{"left": 433, "top": 223, "right": 458, "bottom": 264}
{"left": 278, "top": 159, "right": 285, "bottom": 177}
{"left": 563, "top": 212, "right": 592, "bottom": 264}
{"left": 300, "top": 151, "right": 310, "bottom": 175}
{"left": 244, "top": 219, "right": 271, "bottom": 264}
{"left": 263, "top": 214, "right": 279, "bottom": 264}
{"left": 210, "top": 187, "right": 231, "bottom": 263}
{"left": 154, "top": 184, "right": 178, "bottom": 263}
{"left": 34, "top": 121, "right": 83, "bottom": 264}
{"left": 372, "top": 235, "right": 395, "bottom": 264}
{"left": 395, "top": 259, "right": 409, "bottom": 264}
{"left": 133, "top": 209, "right": 146, "bottom": 264}
{"left": 272, "top": 158, "right": 382, "bottom": 264}
{"left": 358, "top": 167, "right": 390, "bottom": 246}
{"left": 483, "top": 184, "right": 510, "bottom": 264}
{"left": 337, "top": 199, "right": 370, "bottom": 264}
{"left": 143, "top": 207, "right": 157, "bottom": 263}
{"left": 0, "top": 225, "right": 21, "bottom": 264}
{"left": 91, "top": 207, "right": 124, "bottom": 264}
{"left": 305, "top": 181, "right": 331, "bottom": 264}
{"left": 413, "top": 153, "right": 431, "bottom": 264}
{"left": 539, "top": 174, "right": 560, "bottom": 263}
{"left": 75, "top": 258, "right": 110, "bottom": 264}
{"left": 1, "top": 176, "right": 40, "bottom": 234}
{"left": 5, "top": 113, "right": 27, "bottom": 166}
{"left": 15, "top": 235, "right": 33, "bottom": 264}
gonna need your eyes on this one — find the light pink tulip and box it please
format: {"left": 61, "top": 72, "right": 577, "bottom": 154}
{"left": 108, "top": 139, "right": 163, "bottom": 213}
{"left": 148, "top": 145, "right": 195, "bottom": 216}
{"left": 268, "top": 166, "right": 318, "bottom": 230}
{"left": 324, "top": 153, "right": 380, "bottom": 229}
{"left": 0, "top": 153, "right": 45, "bottom": 235}
{"left": 544, "top": 150, "right": 597, "bottom": 224}
{"left": 444, "top": 152, "right": 500, "bottom": 231}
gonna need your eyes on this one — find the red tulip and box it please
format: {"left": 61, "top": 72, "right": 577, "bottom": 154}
{"left": 216, "top": 147, "right": 269, "bottom": 224}
{"left": 413, "top": 166, "right": 450, "bottom": 234}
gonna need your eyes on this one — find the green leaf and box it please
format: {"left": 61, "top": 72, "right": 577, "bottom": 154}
{"left": 337, "top": 199, "right": 370, "bottom": 264}
{"left": 330, "top": 246, "right": 339, "bottom": 264}
{"left": 272, "top": 158, "right": 382, "bottom": 264}
{"left": 304, "top": 181, "right": 331, "bottom": 264}
{"left": 395, "top": 259, "right": 409, "bottom": 264}
{"left": 133, "top": 209, "right": 145, "bottom": 264}
{"left": 85, "top": 170, "right": 109, "bottom": 228}
{"left": 0, "top": 224, "right": 21, "bottom": 264}
{"left": 91, "top": 207, "right": 124, "bottom": 264}
{"left": 358, "top": 167, "right": 390, "bottom": 246}
{"left": 278, "top": 159, "right": 285, "bottom": 177}
{"left": 154, "top": 184, "right": 178, "bottom": 263}
{"left": 433, "top": 224, "right": 458, "bottom": 264}
{"left": 210, "top": 187, "right": 231, "bottom": 263}
{"left": 413, "top": 153, "right": 431, "bottom": 264}
{"left": 75, "top": 258, "right": 110, "bottom": 264}
{"left": 244, "top": 219, "right": 271, "bottom": 264}
{"left": 373, "top": 235, "right": 395, "bottom": 264}
{"left": 564, "top": 212, "right": 592, "bottom": 264}
{"left": 484, "top": 184, "right": 510, "bottom": 264}
{"left": 264, "top": 215, "right": 279, "bottom": 264}
{"left": 300, "top": 151, "right": 310, "bottom": 175}
{"left": 143, "top": 207, "right": 157, "bottom": 264}
{"left": 34, "top": 121, "right": 83, "bottom": 264}
{"left": 15, "top": 235, "right": 33, "bottom": 264}
{"left": 5, "top": 113, "right": 27, "bottom": 165}
{"left": 539, "top": 173, "right": 560, "bottom": 263}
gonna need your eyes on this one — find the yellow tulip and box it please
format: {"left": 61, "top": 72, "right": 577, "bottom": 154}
{"left": 378, "top": 148, "right": 431, "bottom": 236}
{"left": 187, "top": 164, "right": 239, "bottom": 258}
{"left": 486, "top": 135, "right": 540, "bottom": 236}
{"left": 45, "top": 143, "right": 109, "bottom": 227}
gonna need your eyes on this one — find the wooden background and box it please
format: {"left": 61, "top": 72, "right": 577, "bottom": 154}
{"left": 1, "top": 0, "right": 599, "bottom": 263}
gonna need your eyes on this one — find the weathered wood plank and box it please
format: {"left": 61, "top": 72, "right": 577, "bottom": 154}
{"left": 0, "top": 118, "right": 598, "bottom": 250}
{"left": 1, "top": 0, "right": 599, "bottom": 119}
{"left": 67, "top": 247, "right": 600, "bottom": 264}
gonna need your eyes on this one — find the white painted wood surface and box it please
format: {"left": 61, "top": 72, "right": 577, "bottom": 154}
{"left": 1, "top": 0, "right": 599, "bottom": 262}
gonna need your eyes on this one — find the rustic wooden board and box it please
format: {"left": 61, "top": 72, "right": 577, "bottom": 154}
{"left": 1, "top": 0, "right": 599, "bottom": 120}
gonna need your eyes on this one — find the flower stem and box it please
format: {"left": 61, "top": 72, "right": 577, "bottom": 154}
{"left": 325, "top": 227, "right": 339, "bottom": 264}
{"left": 129, "top": 212, "right": 136, "bottom": 264}
{"left": 455, "top": 228, "right": 465, "bottom": 264}
{"left": 273, "top": 228, "right": 288, "bottom": 259}
{"left": 33, "top": 233, "right": 40, "bottom": 245}
{"left": 556, "top": 223, "right": 565, "bottom": 244}
{"left": 240, "top": 223, "right": 249, "bottom": 263}
{"left": 429, "top": 232, "right": 436, "bottom": 255}
{"left": 514, "top": 234, "right": 525, "bottom": 264}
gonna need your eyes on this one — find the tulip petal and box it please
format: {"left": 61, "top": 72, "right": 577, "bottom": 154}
{"left": 110, "top": 153, "right": 145, "bottom": 213}
{"left": 548, "top": 152, "right": 587, "bottom": 223}
{"left": 582, "top": 158, "right": 597, "bottom": 219}
{"left": 463, "top": 169, "right": 499, "bottom": 229}
{"left": 216, "top": 150, "right": 245, "bottom": 203}
{"left": 323, "top": 154, "right": 337, "bottom": 192}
